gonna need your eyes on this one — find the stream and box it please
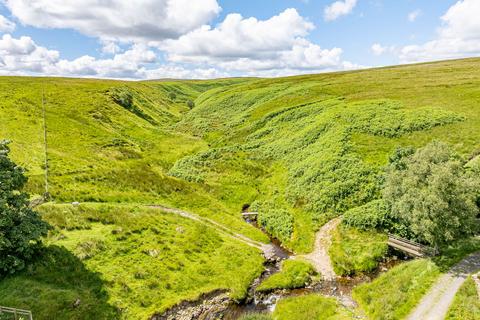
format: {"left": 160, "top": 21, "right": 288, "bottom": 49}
{"left": 220, "top": 218, "right": 403, "bottom": 319}
{"left": 157, "top": 216, "right": 404, "bottom": 320}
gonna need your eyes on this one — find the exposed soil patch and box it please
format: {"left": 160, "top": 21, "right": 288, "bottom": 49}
{"left": 297, "top": 218, "right": 341, "bottom": 281}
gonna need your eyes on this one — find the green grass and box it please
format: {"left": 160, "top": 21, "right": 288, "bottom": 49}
{"left": 0, "top": 203, "right": 265, "bottom": 320}
{"left": 172, "top": 58, "right": 480, "bottom": 252}
{"left": 446, "top": 276, "right": 480, "bottom": 320}
{"left": 353, "top": 259, "right": 441, "bottom": 320}
{"left": 329, "top": 225, "right": 388, "bottom": 276}
{"left": 240, "top": 313, "right": 272, "bottom": 320}
{"left": 2, "top": 58, "right": 480, "bottom": 318}
{"left": 256, "top": 260, "right": 316, "bottom": 292}
{"left": 0, "top": 245, "right": 119, "bottom": 320}
{"left": 272, "top": 294, "right": 353, "bottom": 320}
{"left": 433, "top": 236, "right": 480, "bottom": 271}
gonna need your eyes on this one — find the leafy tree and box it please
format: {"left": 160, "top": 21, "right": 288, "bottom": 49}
{"left": 0, "top": 140, "right": 50, "bottom": 275}
{"left": 383, "top": 141, "right": 479, "bottom": 249}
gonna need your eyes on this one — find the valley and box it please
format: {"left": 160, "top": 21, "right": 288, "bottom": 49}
{"left": 1, "top": 58, "right": 480, "bottom": 319}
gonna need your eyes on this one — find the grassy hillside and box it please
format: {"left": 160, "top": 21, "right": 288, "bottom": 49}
{"left": 0, "top": 203, "right": 264, "bottom": 319}
{"left": 1, "top": 58, "right": 480, "bottom": 318}
{"left": 172, "top": 58, "right": 480, "bottom": 252}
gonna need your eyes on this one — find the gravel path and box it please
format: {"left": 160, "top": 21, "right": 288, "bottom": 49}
{"left": 406, "top": 251, "right": 480, "bottom": 320}
{"left": 298, "top": 218, "right": 340, "bottom": 280}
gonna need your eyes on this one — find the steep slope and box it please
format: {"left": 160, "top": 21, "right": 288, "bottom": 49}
{"left": 0, "top": 76, "right": 266, "bottom": 241}
{"left": 172, "top": 58, "right": 480, "bottom": 252}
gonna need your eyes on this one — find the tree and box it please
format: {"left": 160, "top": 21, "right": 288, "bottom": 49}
{"left": 383, "top": 141, "right": 479, "bottom": 249}
{"left": 111, "top": 87, "right": 133, "bottom": 109}
{"left": 186, "top": 100, "right": 195, "bottom": 109}
{"left": 0, "top": 140, "right": 50, "bottom": 275}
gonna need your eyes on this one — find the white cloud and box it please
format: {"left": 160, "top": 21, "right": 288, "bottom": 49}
{"left": 4, "top": 0, "right": 221, "bottom": 42}
{"left": 162, "top": 9, "right": 314, "bottom": 62}
{"left": 408, "top": 9, "right": 421, "bottom": 22}
{"left": 101, "top": 40, "right": 121, "bottom": 55}
{"left": 0, "top": 6, "right": 363, "bottom": 79}
{"left": 161, "top": 8, "right": 357, "bottom": 74}
{"left": 0, "top": 34, "right": 59, "bottom": 74}
{"left": 0, "top": 14, "right": 15, "bottom": 33}
{"left": 400, "top": 0, "right": 480, "bottom": 63}
{"left": 324, "top": 0, "right": 357, "bottom": 21}
{"left": 0, "top": 34, "right": 222, "bottom": 79}
{"left": 371, "top": 43, "right": 396, "bottom": 56}
{"left": 371, "top": 43, "right": 386, "bottom": 56}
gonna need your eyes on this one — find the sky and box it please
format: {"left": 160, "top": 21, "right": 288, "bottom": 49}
{"left": 0, "top": 0, "right": 479, "bottom": 79}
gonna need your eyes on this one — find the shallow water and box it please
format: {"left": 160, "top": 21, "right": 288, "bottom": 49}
{"left": 219, "top": 218, "right": 404, "bottom": 319}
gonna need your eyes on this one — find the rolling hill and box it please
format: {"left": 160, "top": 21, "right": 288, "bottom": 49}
{"left": 1, "top": 58, "right": 480, "bottom": 319}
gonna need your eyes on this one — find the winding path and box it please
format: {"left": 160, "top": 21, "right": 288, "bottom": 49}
{"left": 148, "top": 205, "right": 277, "bottom": 259}
{"left": 406, "top": 251, "right": 480, "bottom": 320}
{"left": 297, "top": 218, "right": 340, "bottom": 281}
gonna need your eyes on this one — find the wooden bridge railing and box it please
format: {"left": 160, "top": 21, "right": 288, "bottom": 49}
{"left": 387, "top": 234, "right": 438, "bottom": 258}
{"left": 241, "top": 212, "right": 258, "bottom": 220}
{"left": 0, "top": 306, "right": 33, "bottom": 320}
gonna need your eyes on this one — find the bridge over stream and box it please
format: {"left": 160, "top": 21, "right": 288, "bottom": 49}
{"left": 387, "top": 234, "right": 437, "bottom": 257}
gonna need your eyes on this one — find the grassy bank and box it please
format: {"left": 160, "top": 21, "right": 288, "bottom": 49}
{"left": 273, "top": 294, "right": 353, "bottom": 320}
{"left": 256, "top": 260, "right": 316, "bottom": 292}
{"left": 353, "top": 259, "right": 440, "bottom": 319}
{"left": 329, "top": 225, "right": 388, "bottom": 276}
{"left": 446, "top": 276, "right": 480, "bottom": 320}
{"left": 0, "top": 203, "right": 265, "bottom": 319}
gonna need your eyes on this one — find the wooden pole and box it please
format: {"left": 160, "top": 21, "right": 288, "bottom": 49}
{"left": 41, "top": 85, "right": 49, "bottom": 199}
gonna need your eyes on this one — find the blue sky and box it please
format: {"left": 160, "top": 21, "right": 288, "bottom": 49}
{"left": 0, "top": 0, "right": 478, "bottom": 79}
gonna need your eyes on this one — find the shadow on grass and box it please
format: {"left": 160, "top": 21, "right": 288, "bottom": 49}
{"left": 0, "top": 245, "right": 119, "bottom": 320}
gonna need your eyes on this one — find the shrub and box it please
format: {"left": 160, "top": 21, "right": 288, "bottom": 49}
{"left": 383, "top": 141, "right": 479, "bottom": 248}
{"left": 256, "top": 205, "right": 294, "bottom": 242}
{"left": 256, "top": 260, "right": 315, "bottom": 292}
{"left": 342, "top": 199, "right": 390, "bottom": 231}
{"left": 186, "top": 100, "right": 195, "bottom": 109}
{"left": 111, "top": 87, "right": 133, "bottom": 109}
{"left": 168, "top": 92, "right": 177, "bottom": 100}
{"left": 0, "top": 140, "right": 50, "bottom": 275}
{"left": 110, "top": 87, "right": 155, "bottom": 124}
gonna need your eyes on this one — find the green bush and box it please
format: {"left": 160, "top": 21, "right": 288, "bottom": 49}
{"left": 256, "top": 260, "right": 315, "bottom": 292}
{"left": 329, "top": 225, "right": 387, "bottom": 276}
{"left": 0, "top": 140, "right": 50, "bottom": 275}
{"left": 186, "top": 99, "right": 195, "bottom": 109}
{"left": 256, "top": 205, "right": 294, "bottom": 242}
{"left": 383, "top": 141, "right": 479, "bottom": 247}
{"left": 111, "top": 87, "right": 133, "bottom": 108}
{"left": 110, "top": 87, "right": 155, "bottom": 124}
{"left": 342, "top": 199, "right": 390, "bottom": 231}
